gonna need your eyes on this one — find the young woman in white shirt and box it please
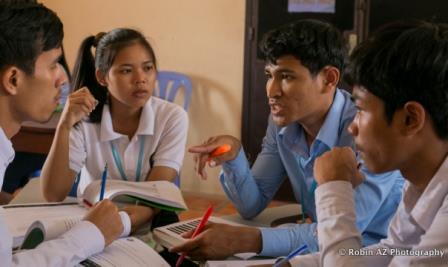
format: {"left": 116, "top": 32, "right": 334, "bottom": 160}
{"left": 41, "top": 28, "right": 188, "bottom": 231}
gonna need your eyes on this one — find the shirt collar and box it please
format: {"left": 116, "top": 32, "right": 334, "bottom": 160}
{"left": 100, "top": 98, "right": 155, "bottom": 142}
{"left": 0, "top": 127, "right": 15, "bottom": 170}
{"left": 278, "top": 122, "right": 299, "bottom": 142}
{"left": 314, "top": 89, "right": 345, "bottom": 148}
{"left": 135, "top": 98, "right": 155, "bottom": 136}
{"left": 278, "top": 89, "right": 346, "bottom": 151}
{"left": 407, "top": 154, "right": 448, "bottom": 231}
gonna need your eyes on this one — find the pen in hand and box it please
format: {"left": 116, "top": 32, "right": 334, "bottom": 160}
{"left": 99, "top": 162, "right": 108, "bottom": 201}
{"left": 273, "top": 244, "right": 308, "bottom": 267}
{"left": 207, "top": 144, "right": 231, "bottom": 161}
{"left": 175, "top": 204, "right": 214, "bottom": 267}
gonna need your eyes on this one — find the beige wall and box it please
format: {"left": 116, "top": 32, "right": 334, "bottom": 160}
{"left": 42, "top": 0, "right": 246, "bottom": 195}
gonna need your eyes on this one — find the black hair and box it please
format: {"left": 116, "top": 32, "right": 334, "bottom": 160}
{"left": 346, "top": 20, "right": 448, "bottom": 139}
{"left": 259, "top": 19, "right": 347, "bottom": 75}
{"left": 72, "top": 28, "right": 157, "bottom": 122}
{"left": 0, "top": 0, "right": 37, "bottom": 4}
{"left": 1, "top": 0, "right": 70, "bottom": 81}
{"left": 0, "top": 2, "right": 63, "bottom": 75}
{"left": 59, "top": 46, "right": 71, "bottom": 81}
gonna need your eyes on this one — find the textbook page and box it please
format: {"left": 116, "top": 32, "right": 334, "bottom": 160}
{"left": 82, "top": 179, "right": 187, "bottom": 211}
{"left": 76, "top": 237, "right": 170, "bottom": 267}
{"left": 1, "top": 202, "right": 86, "bottom": 248}
{"left": 20, "top": 216, "right": 82, "bottom": 249}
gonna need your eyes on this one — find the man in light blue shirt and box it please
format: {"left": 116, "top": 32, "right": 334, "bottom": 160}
{"left": 172, "top": 19, "right": 404, "bottom": 259}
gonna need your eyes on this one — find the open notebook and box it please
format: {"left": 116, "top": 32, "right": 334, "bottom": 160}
{"left": 2, "top": 202, "right": 169, "bottom": 266}
{"left": 2, "top": 202, "right": 86, "bottom": 248}
{"left": 82, "top": 179, "right": 188, "bottom": 212}
{"left": 20, "top": 215, "right": 83, "bottom": 249}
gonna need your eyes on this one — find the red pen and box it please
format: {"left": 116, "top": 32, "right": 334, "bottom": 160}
{"left": 207, "top": 144, "right": 231, "bottom": 161}
{"left": 175, "top": 204, "right": 214, "bottom": 267}
{"left": 83, "top": 199, "right": 93, "bottom": 208}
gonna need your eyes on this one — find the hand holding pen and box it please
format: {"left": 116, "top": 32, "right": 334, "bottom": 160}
{"left": 188, "top": 135, "right": 242, "bottom": 179}
{"left": 174, "top": 205, "right": 214, "bottom": 267}
{"left": 82, "top": 162, "right": 108, "bottom": 208}
{"left": 273, "top": 244, "right": 308, "bottom": 267}
{"left": 246, "top": 245, "right": 308, "bottom": 267}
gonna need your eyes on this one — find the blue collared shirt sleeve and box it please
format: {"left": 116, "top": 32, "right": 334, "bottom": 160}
{"left": 220, "top": 120, "right": 322, "bottom": 256}
{"left": 220, "top": 147, "right": 287, "bottom": 219}
{"left": 220, "top": 149, "right": 318, "bottom": 257}
{"left": 220, "top": 119, "right": 287, "bottom": 219}
{"left": 221, "top": 159, "right": 403, "bottom": 257}
{"left": 257, "top": 169, "right": 403, "bottom": 257}
{"left": 219, "top": 119, "right": 326, "bottom": 256}
{"left": 260, "top": 223, "right": 319, "bottom": 257}
{"left": 352, "top": 168, "right": 404, "bottom": 245}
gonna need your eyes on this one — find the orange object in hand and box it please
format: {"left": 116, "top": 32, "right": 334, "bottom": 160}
{"left": 208, "top": 144, "right": 231, "bottom": 159}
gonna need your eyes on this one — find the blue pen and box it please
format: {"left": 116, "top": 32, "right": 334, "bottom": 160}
{"left": 99, "top": 162, "right": 108, "bottom": 201}
{"left": 273, "top": 244, "right": 308, "bottom": 267}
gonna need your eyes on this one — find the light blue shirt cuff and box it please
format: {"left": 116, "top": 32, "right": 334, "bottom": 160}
{"left": 259, "top": 224, "right": 319, "bottom": 257}
{"left": 219, "top": 148, "right": 255, "bottom": 215}
{"left": 221, "top": 147, "right": 251, "bottom": 180}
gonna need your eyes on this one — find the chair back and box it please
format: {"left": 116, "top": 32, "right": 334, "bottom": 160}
{"left": 154, "top": 71, "right": 193, "bottom": 111}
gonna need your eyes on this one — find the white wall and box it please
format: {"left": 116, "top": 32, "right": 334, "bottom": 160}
{"left": 42, "top": 0, "right": 246, "bottom": 195}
